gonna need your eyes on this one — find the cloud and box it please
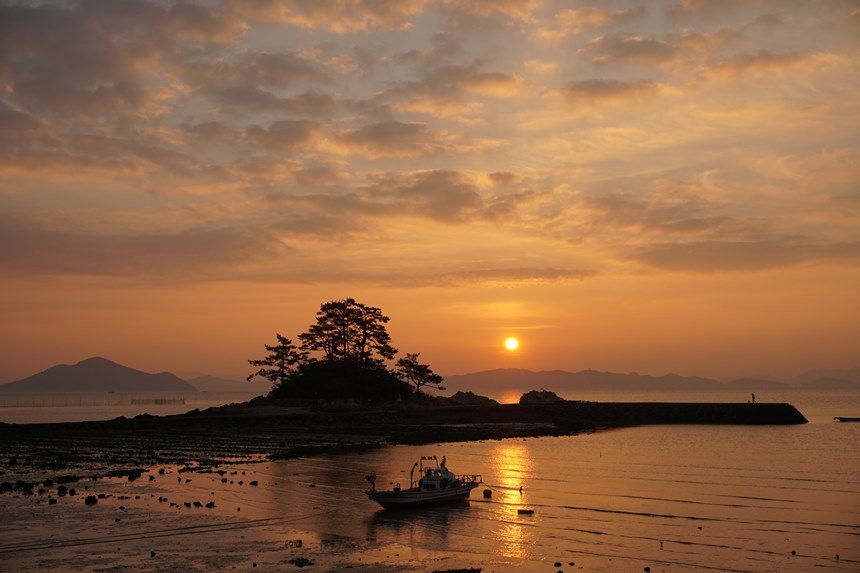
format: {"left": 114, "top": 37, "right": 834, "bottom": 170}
{"left": 364, "top": 170, "right": 482, "bottom": 221}
{"left": 268, "top": 194, "right": 376, "bottom": 238}
{"left": 292, "top": 160, "right": 351, "bottom": 187}
{"left": 380, "top": 62, "right": 524, "bottom": 115}
{"left": 338, "top": 120, "right": 446, "bottom": 158}
{"left": 182, "top": 121, "right": 242, "bottom": 142}
{"left": 583, "top": 192, "right": 734, "bottom": 235}
{"left": 582, "top": 35, "right": 680, "bottom": 66}
{"left": 0, "top": 101, "right": 40, "bottom": 135}
{"left": 630, "top": 239, "right": 860, "bottom": 272}
{"left": 707, "top": 50, "right": 819, "bottom": 77}
{"left": 441, "top": 0, "right": 538, "bottom": 21}
{"left": 181, "top": 51, "right": 328, "bottom": 90}
{"left": 376, "top": 61, "right": 523, "bottom": 122}
{"left": 381, "top": 266, "right": 597, "bottom": 287}
{"left": 484, "top": 189, "right": 543, "bottom": 221}
{"left": 259, "top": 168, "right": 543, "bottom": 238}
{"left": 562, "top": 79, "right": 660, "bottom": 104}
{"left": 228, "top": 0, "right": 430, "bottom": 32}
{"left": 0, "top": 213, "right": 271, "bottom": 278}
{"left": 246, "top": 120, "right": 321, "bottom": 151}
{"left": 671, "top": 0, "right": 756, "bottom": 18}
{"left": 538, "top": 7, "right": 647, "bottom": 39}
{"left": 206, "top": 86, "right": 340, "bottom": 116}
{"left": 0, "top": 1, "right": 243, "bottom": 116}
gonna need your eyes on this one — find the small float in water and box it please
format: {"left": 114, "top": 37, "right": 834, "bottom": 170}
{"left": 366, "top": 456, "right": 481, "bottom": 509}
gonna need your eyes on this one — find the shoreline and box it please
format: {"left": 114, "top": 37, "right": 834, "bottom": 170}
{"left": 0, "top": 400, "right": 806, "bottom": 485}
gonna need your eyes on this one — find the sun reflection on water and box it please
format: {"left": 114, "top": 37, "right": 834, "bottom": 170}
{"left": 490, "top": 442, "right": 536, "bottom": 560}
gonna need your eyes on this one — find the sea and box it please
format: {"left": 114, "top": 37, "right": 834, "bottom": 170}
{"left": 0, "top": 390, "right": 263, "bottom": 424}
{"left": 1, "top": 388, "right": 858, "bottom": 572}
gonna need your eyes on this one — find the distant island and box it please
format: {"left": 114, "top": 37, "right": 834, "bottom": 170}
{"left": 0, "top": 357, "right": 197, "bottom": 393}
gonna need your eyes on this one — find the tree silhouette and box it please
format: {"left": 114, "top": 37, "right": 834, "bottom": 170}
{"left": 298, "top": 298, "right": 396, "bottom": 365}
{"left": 396, "top": 352, "right": 445, "bottom": 393}
{"left": 246, "top": 334, "right": 306, "bottom": 388}
{"left": 248, "top": 300, "right": 440, "bottom": 404}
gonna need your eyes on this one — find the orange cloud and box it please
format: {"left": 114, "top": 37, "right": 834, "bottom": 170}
{"left": 708, "top": 51, "right": 819, "bottom": 77}
{"left": 630, "top": 239, "right": 860, "bottom": 272}
{"left": 562, "top": 79, "right": 661, "bottom": 104}
{"left": 0, "top": 213, "right": 271, "bottom": 279}
{"left": 538, "top": 7, "right": 647, "bottom": 40}
{"left": 337, "top": 120, "right": 448, "bottom": 158}
{"left": 245, "top": 120, "right": 322, "bottom": 151}
{"left": 228, "top": 0, "right": 430, "bottom": 32}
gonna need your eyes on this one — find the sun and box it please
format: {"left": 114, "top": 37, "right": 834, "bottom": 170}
{"left": 504, "top": 337, "right": 519, "bottom": 351}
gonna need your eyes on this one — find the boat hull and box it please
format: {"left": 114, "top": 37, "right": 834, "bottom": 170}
{"left": 370, "top": 483, "right": 478, "bottom": 509}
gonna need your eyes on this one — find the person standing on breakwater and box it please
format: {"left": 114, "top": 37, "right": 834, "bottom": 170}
{"left": 751, "top": 393, "right": 756, "bottom": 404}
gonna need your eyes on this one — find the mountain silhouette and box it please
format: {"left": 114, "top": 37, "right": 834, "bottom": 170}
{"left": 185, "top": 374, "right": 256, "bottom": 392}
{"left": 442, "top": 368, "right": 799, "bottom": 393}
{"left": 0, "top": 357, "right": 197, "bottom": 393}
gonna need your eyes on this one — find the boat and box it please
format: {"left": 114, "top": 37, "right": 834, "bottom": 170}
{"left": 834, "top": 417, "right": 860, "bottom": 422}
{"left": 366, "top": 456, "right": 481, "bottom": 509}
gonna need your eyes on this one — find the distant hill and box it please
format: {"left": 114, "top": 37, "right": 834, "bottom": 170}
{"left": 723, "top": 378, "right": 789, "bottom": 390}
{"left": 443, "top": 368, "right": 723, "bottom": 394}
{"left": 186, "top": 375, "right": 262, "bottom": 393}
{"left": 0, "top": 357, "right": 197, "bottom": 393}
{"left": 789, "top": 368, "right": 860, "bottom": 386}
{"left": 443, "top": 368, "right": 860, "bottom": 395}
{"left": 798, "top": 377, "right": 860, "bottom": 390}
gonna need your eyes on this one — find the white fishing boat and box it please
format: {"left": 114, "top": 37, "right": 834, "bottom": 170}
{"left": 366, "top": 456, "right": 481, "bottom": 509}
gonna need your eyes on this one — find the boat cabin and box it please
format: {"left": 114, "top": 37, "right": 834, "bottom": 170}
{"left": 410, "top": 456, "right": 479, "bottom": 492}
{"left": 417, "top": 457, "right": 454, "bottom": 491}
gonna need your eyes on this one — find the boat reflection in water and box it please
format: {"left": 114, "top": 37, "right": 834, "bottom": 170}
{"left": 366, "top": 455, "right": 481, "bottom": 509}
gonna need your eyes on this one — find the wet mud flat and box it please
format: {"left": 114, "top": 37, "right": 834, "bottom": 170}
{"left": 1, "top": 459, "right": 488, "bottom": 573}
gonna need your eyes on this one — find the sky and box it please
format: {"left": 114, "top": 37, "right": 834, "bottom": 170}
{"left": 1, "top": 0, "right": 859, "bottom": 384}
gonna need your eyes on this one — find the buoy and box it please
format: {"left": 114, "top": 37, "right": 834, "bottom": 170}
{"left": 483, "top": 489, "right": 492, "bottom": 498}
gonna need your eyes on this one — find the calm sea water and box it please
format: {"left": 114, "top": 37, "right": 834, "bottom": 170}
{"left": 241, "top": 392, "right": 859, "bottom": 572}
{"left": 0, "top": 391, "right": 263, "bottom": 424}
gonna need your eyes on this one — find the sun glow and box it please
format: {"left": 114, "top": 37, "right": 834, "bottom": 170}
{"left": 504, "top": 337, "right": 519, "bottom": 351}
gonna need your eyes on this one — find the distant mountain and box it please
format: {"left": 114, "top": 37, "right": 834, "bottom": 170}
{"left": 798, "top": 377, "right": 860, "bottom": 390}
{"left": 443, "top": 368, "right": 723, "bottom": 394}
{"left": 444, "top": 367, "right": 860, "bottom": 396}
{"left": 0, "top": 357, "right": 197, "bottom": 393}
{"left": 186, "top": 374, "right": 262, "bottom": 393}
{"left": 723, "top": 378, "right": 789, "bottom": 390}
{"left": 789, "top": 368, "right": 860, "bottom": 386}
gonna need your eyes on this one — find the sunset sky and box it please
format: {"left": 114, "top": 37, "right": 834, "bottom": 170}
{"left": 1, "top": 0, "right": 859, "bottom": 384}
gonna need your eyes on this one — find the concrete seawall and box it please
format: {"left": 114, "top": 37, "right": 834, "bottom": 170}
{"left": 382, "top": 401, "right": 808, "bottom": 446}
